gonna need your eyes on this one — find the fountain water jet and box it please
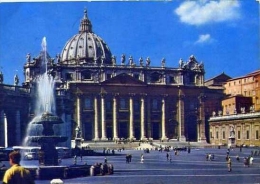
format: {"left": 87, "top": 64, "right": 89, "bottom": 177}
{"left": 25, "top": 37, "right": 67, "bottom": 166}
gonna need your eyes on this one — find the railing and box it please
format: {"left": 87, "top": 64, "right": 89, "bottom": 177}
{"left": 209, "top": 112, "right": 260, "bottom": 121}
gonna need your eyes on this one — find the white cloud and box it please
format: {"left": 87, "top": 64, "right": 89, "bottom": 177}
{"left": 175, "top": 0, "right": 241, "bottom": 26}
{"left": 195, "top": 34, "right": 213, "bottom": 44}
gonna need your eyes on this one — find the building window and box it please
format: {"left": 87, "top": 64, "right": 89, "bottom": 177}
{"left": 256, "top": 130, "right": 259, "bottom": 140}
{"left": 84, "top": 97, "right": 92, "bottom": 109}
{"left": 134, "top": 100, "right": 140, "bottom": 111}
{"left": 238, "top": 130, "right": 241, "bottom": 140}
{"left": 216, "top": 131, "right": 219, "bottom": 139}
{"left": 222, "top": 131, "right": 225, "bottom": 139}
{"left": 150, "top": 72, "right": 161, "bottom": 83}
{"left": 106, "top": 100, "right": 112, "bottom": 111}
{"left": 106, "top": 74, "right": 112, "bottom": 79}
{"left": 134, "top": 74, "right": 139, "bottom": 80}
{"left": 152, "top": 99, "right": 159, "bottom": 110}
{"left": 246, "top": 130, "right": 250, "bottom": 139}
{"left": 120, "top": 98, "right": 127, "bottom": 109}
{"left": 189, "top": 73, "right": 195, "bottom": 84}
{"left": 169, "top": 76, "right": 176, "bottom": 84}
{"left": 66, "top": 73, "right": 73, "bottom": 81}
{"left": 82, "top": 71, "right": 91, "bottom": 80}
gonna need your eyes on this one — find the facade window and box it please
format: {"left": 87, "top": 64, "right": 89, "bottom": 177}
{"left": 134, "top": 100, "right": 140, "bottom": 111}
{"left": 189, "top": 73, "right": 195, "bottom": 84}
{"left": 84, "top": 97, "right": 92, "bottom": 109}
{"left": 66, "top": 73, "right": 73, "bottom": 81}
{"left": 120, "top": 98, "right": 127, "bottom": 109}
{"left": 82, "top": 71, "right": 91, "bottom": 80}
{"left": 256, "top": 130, "right": 259, "bottom": 140}
{"left": 238, "top": 130, "right": 241, "bottom": 139}
{"left": 152, "top": 99, "right": 159, "bottom": 110}
{"left": 169, "top": 76, "right": 176, "bottom": 84}
{"left": 210, "top": 132, "right": 213, "bottom": 138}
{"left": 106, "top": 100, "right": 112, "bottom": 111}
{"left": 106, "top": 74, "right": 112, "bottom": 79}
{"left": 222, "top": 131, "right": 225, "bottom": 139}
{"left": 246, "top": 130, "right": 250, "bottom": 139}
{"left": 134, "top": 74, "right": 139, "bottom": 80}
{"left": 151, "top": 73, "right": 161, "bottom": 83}
{"left": 216, "top": 131, "right": 219, "bottom": 139}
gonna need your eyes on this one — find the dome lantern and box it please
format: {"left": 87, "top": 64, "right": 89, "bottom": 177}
{"left": 79, "top": 9, "right": 93, "bottom": 33}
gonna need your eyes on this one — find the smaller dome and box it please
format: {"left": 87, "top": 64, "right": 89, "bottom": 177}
{"left": 60, "top": 9, "right": 112, "bottom": 65}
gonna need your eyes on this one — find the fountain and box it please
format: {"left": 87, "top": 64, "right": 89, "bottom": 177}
{"left": 24, "top": 37, "right": 67, "bottom": 167}
{"left": 27, "top": 112, "right": 67, "bottom": 166}
{"left": 17, "top": 37, "right": 92, "bottom": 180}
{"left": 20, "top": 37, "right": 113, "bottom": 180}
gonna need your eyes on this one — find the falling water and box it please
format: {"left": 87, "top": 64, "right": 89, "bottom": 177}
{"left": 23, "top": 37, "right": 56, "bottom": 145}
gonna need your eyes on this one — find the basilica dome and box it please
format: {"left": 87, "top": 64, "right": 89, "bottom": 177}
{"left": 60, "top": 10, "right": 112, "bottom": 65}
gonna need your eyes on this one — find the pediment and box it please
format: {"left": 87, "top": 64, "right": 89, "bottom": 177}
{"left": 101, "top": 73, "right": 146, "bottom": 86}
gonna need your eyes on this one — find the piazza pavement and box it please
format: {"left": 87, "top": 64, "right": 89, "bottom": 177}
{"left": 2, "top": 143, "right": 260, "bottom": 184}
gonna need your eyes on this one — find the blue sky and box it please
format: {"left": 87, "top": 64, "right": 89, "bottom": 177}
{"left": 0, "top": 0, "right": 259, "bottom": 85}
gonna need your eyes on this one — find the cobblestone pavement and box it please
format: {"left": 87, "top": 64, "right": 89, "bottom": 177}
{"left": 4, "top": 147, "right": 259, "bottom": 184}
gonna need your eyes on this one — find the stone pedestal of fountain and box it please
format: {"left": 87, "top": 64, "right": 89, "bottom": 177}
{"left": 26, "top": 112, "right": 92, "bottom": 179}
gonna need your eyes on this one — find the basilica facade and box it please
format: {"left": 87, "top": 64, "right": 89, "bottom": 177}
{"left": 0, "top": 10, "right": 225, "bottom": 147}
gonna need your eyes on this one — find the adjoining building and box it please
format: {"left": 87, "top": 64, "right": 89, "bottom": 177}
{"left": 209, "top": 70, "right": 260, "bottom": 147}
{"left": 0, "top": 10, "right": 227, "bottom": 147}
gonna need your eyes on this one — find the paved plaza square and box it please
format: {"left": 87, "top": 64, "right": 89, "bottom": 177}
{"left": 3, "top": 146, "right": 257, "bottom": 184}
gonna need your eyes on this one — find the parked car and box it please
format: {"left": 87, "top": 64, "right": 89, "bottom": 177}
{"left": 57, "top": 147, "right": 71, "bottom": 159}
{"left": 13, "top": 146, "right": 40, "bottom": 160}
{"left": 0, "top": 147, "right": 14, "bottom": 161}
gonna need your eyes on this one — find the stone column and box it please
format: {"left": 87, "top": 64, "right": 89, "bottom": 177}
{"left": 0, "top": 111, "right": 4, "bottom": 147}
{"left": 76, "top": 95, "right": 82, "bottom": 130}
{"left": 147, "top": 98, "right": 151, "bottom": 139}
{"left": 4, "top": 113, "right": 8, "bottom": 147}
{"left": 178, "top": 90, "right": 186, "bottom": 142}
{"left": 140, "top": 96, "right": 146, "bottom": 140}
{"left": 94, "top": 96, "right": 99, "bottom": 140}
{"left": 101, "top": 94, "right": 107, "bottom": 140}
{"left": 129, "top": 95, "right": 135, "bottom": 140}
{"left": 161, "top": 97, "right": 168, "bottom": 140}
{"left": 198, "top": 94, "right": 207, "bottom": 142}
{"left": 113, "top": 95, "right": 118, "bottom": 140}
{"left": 15, "top": 110, "right": 21, "bottom": 145}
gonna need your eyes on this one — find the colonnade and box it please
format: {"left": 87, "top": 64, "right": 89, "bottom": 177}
{"left": 75, "top": 93, "right": 195, "bottom": 141}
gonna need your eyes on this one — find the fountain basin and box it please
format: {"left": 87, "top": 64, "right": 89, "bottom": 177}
{"left": 32, "top": 112, "right": 63, "bottom": 124}
{"left": 27, "top": 136, "right": 68, "bottom": 144}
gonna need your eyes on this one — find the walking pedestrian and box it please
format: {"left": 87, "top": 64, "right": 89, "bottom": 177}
{"left": 166, "top": 152, "right": 169, "bottom": 161}
{"left": 2, "top": 151, "right": 35, "bottom": 184}
{"left": 236, "top": 155, "right": 240, "bottom": 162}
{"left": 249, "top": 156, "right": 254, "bottom": 165}
{"left": 227, "top": 157, "right": 232, "bottom": 172}
{"left": 140, "top": 154, "right": 144, "bottom": 163}
{"left": 126, "top": 154, "right": 129, "bottom": 163}
{"left": 74, "top": 155, "right": 77, "bottom": 165}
